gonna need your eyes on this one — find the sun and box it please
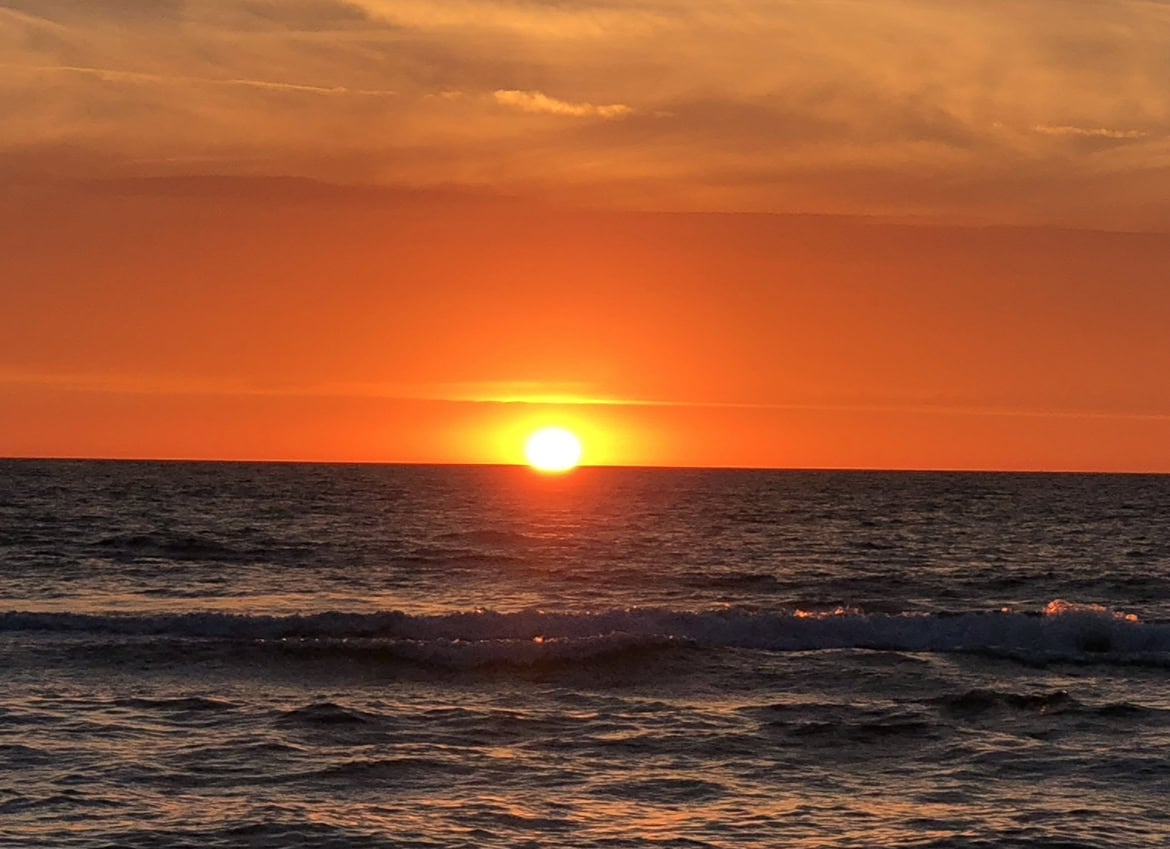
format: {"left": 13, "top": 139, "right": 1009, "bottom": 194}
{"left": 525, "top": 427, "right": 583, "bottom": 473}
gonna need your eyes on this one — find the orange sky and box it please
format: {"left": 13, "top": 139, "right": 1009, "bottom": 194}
{"left": 3, "top": 1, "right": 1170, "bottom": 470}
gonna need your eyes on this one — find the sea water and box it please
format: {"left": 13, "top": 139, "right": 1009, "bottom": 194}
{"left": 2, "top": 460, "right": 1169, "bottom": 847}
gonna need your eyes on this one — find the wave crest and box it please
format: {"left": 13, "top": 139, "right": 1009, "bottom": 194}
{"left": 3, "top": 602, "right": 1166, "bottom": 667}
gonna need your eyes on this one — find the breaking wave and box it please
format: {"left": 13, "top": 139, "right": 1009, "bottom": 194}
{"left": 3, "top": 600, "right": 1167, "bottom": 668}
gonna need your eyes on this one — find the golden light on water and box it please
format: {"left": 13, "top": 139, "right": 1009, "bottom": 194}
{"left": 524, "top": 427, "right": 583, "bottom": 473}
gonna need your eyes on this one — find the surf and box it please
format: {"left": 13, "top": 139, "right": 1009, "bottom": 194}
{"left": 3, "top": 600, "right": 1167, "bottom": 668}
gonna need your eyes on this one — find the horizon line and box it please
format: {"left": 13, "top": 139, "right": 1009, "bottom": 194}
{"left": 3, "top": 455, "right": 1168, "bottom": 477}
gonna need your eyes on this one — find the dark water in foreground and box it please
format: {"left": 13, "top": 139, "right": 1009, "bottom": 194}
{"left": 2, "top": 460, "right": 1170, "bottom": 847}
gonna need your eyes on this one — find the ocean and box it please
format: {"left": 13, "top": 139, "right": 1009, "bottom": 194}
{"left": 2, "top": 459, "right": 1169, "bottom": 847}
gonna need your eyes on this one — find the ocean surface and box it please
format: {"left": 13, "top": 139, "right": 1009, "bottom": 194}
{"left": 2, "top": 460, "right": 1169, "bottom": 848}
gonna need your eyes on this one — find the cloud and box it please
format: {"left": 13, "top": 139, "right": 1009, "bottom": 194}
{"left": 349, "top": 0, "right": 672, "bottom": 40}
{"left": 3, "top": 0, "right": 1170, "bottom": 228}
{"left": 1033, "top": 124, "right": 1148, "bottom": 140}
{"left": 493, "top": 89, "right": 631, "bottom": 118}
{"left": 7, "top": 64, "right": 397, "bottom": 97}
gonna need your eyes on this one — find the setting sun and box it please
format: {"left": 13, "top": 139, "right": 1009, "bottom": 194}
{"left": 524, "top": 427, "right": 583, "bottom": 473}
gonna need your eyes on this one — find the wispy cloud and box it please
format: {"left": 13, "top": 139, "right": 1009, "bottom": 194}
{"left": 350, "top": 0, "right": 670, "bottom": 40}
{"left": 1034, "top": 124, "right": 1147, "bottom": 140}
{"left": 456, "top": 393, "right": 1170, "bottom": 423}
{"left": 6, "top": 64, "right": 397, "bottom": 97}
{"left": 8, "top": 369, "right": 1170, "bottom": 422}
{"left": 494, "top": 89, "right": 631, "bottom": 118}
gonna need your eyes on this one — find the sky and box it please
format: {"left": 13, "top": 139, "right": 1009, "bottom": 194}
{"left": 3, "top": 0, "right": 1170, "bottom": 470}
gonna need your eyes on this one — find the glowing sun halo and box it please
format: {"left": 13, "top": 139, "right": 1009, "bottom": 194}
{"left": 525, "top": 427, "right": 583, "bottom": 473}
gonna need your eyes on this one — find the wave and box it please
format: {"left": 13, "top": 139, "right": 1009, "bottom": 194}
{"left": 683, "top": 571, "right": 783, "bottom": 590}
{"left": 277, "top": 702, "right": 376, "bottom": 726}
{"left": 930, "top": 687, "right": 1164, "bottom": 721}
{"left": 934, "top": 688, "right": 1079, "bottom": 716}
{"left": 3, "top": 600, "right": 1167, "bottom": 668}
{"left": 112, "top": 696, "right": 237, "bottom": 713}
{"left": 92, "top": 532, "right": 262, "bottom": 564}
{"left": 433, "top": 529, "right": 534, "bottom": 546}
{"left": 398, "top": 546, "right": 528, "bottom": 566}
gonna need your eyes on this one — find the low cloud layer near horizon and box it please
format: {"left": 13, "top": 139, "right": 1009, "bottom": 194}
{"left": 3, "top": 0, "right": 1170, "bottom": 228}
